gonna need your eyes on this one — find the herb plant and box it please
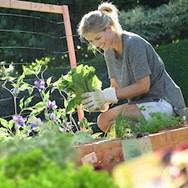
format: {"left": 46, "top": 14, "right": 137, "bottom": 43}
{"left": 135, "top": 113, "right": 182, "bottom": 135}
{"left": 108, "top": 112, "right": 182, "bottom": 139}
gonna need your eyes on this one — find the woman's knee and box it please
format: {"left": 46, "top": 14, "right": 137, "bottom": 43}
{"left": 96, "top": 104, "right": 142, "bottom": 132}
{"left": 97, "top": 106, "right": 123, "bottom": 132}
{"left": 97, "top": 111, "right": 112, "bottom": 132}
{"left": 122, "top": 104, "right": 143, "bottom": 120}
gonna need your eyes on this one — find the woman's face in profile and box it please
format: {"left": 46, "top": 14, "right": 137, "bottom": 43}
{"left": 84, "top": 27, "right": 114, "bottom": 51}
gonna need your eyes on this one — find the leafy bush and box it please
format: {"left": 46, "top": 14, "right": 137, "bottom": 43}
{"left": 0, "top": 126, "right": 117, "bottom": 188}
{"left": 0, "top": 58, "right": 72, "bottom": 139}
{"left": 0, "top": 122, "right": 75, "bottom": 167}
{"left": 108, "top": 113, "right": 182, "bottom": 139}
{"left": 0, "top": 163, "right": 118, "bottom": 188}
{"left": 135, "top": 113, "right": 181, "bottom": 134}
{"left": 120, "top": 0, "right": 188, "bottom": 45}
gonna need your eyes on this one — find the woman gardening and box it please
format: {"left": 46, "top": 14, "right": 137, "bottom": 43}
{"left": 77, "top": 2, "right": 186, "bottom": 133}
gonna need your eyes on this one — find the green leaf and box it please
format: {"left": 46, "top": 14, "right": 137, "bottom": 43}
{"left": 46, "top": 77, "right": 52, "bottom": 86}
{"left": 0, "top": 118, "right": 9, "bottom": 128}
{"left": 19, "top": 98, "right": 24, "bottom": 110}
{"left": 7, "top": 120, "right": 14, "bottom": 130}
{"left": 56, "top": 64, "right": 102, "bottom": 112}
{"left": 29, "top": 102, "right": 46, "bottom": 116}
{"left": 65, "top": 97, "right": 80, "bottom": 114}
{"left": 24, "top": 96, "right": 33, "bottom": 107}
{"left": 0, "top": 127, "right": 9, "bottom": 137}
{"left": 18, "top": 82, "right": 32, "bottom": 91}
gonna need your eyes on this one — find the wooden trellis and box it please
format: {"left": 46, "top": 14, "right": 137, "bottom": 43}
{"left": 0, "top": 0, "right": 84, "bottom": 120}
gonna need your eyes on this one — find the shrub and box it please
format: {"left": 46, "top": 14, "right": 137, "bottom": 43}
{"left": 0, "top": 129, "right": 117, "bottom": 188}
{"left": 120, "top": 0, "right": 188, "bottom": 45}
{"left": 0, "top": 163, "right": 118, "bottom": 188}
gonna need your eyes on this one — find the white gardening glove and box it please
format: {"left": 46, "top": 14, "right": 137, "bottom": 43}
{"left": 81, "top": 87, "right": 118, "bottom": 112}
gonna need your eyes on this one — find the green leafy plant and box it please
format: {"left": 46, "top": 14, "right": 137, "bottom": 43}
{"left": 107, "top": 113, "right": 135, "bottom": 139}
{"left": 135, "top": 113, "right": 182, "bottom": 135}
{"left": 0, "top": 163, "right": 118, "bottom": 188}
{"left": 0, "top": 58, "right": 81, "bottom": 140}
{"left": 53, "top": 64, "right": 102, "bottom": 113}
{"left": 108, "top": 112, "right": 182, "bottom": 139}
{"left": 0, "top": 122, "right": 75, "bottom": 168}
{"left": 72, "top": 131, "right": 94, "bottom": 145}
{"left": 72, "top": 118, "right": 103, "bottom": 145}
{"left": 0, "top": 59, "right": 104, "bottom": 146}
{"left": 0, "top": 124, "right": 117, "bottom": 188}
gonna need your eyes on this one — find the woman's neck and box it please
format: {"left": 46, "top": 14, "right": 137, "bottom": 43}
{"left": 112, "top": 32, "right": 123, "bottom": 56}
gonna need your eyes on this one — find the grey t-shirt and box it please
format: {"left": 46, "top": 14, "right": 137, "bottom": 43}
{"left": 104, "top": 31, "right": 185, "bottom": 115}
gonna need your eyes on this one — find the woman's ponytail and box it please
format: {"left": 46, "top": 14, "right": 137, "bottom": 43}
{"left": 98, "top": 2, "right": 121, "bottom": 32}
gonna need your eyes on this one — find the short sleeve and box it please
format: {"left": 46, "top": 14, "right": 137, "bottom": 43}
{"left": 127, "top": 37, "right": 151, "bottom": 81}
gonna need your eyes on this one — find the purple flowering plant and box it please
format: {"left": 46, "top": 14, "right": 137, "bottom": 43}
{"left": 47, "top": 100, "right": 57, "bottom": 110}
{"left": 0, "top": 58, "right": 81, "bottom": 140}
{"left": 12, "top": 115, "right": 26, "bottom": 127}
{"left": 34, "top": 79, "right": 46, "bottom": 92}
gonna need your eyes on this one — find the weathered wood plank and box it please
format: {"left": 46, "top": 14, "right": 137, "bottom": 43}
{"left": 0, "top": 0, "right": 64, "bottom": 14}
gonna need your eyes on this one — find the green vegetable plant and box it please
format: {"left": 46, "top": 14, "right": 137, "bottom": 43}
{"left": 72, "top": 118, "right": 103, "bottom": 145}
{"left": 53, "top": 64, "right": 102, "bottom": 113}
{"left": 0, "top": 162, "right": 118, "bottom": 188}
{"left": 108, "top": 112, "right": 182, "bottom": 139}
{"left": 135, "top": 113, "right": 182, "bottom": 135}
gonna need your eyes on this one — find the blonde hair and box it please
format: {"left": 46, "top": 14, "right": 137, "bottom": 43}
{"left": 77, "top": 2, "right": 122, "bottom": 38}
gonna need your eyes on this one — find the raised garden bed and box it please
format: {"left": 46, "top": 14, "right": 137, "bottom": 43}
{"left": 75, "top": 139, "right": 123, "bottom": 172}
{"left": 76, "top": 125, "right": 188, "bottom": 171}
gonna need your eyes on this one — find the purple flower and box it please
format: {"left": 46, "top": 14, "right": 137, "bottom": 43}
{"left": 34, "top": 79, "right": 45, "bottom": 91}
{"left": 12, "top": 115, "right": 26, "bottom": 127}
{"left": 47, "top": 100, "right": 57, "bottom": 110}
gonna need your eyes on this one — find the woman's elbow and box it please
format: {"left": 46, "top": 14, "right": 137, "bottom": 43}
{"left": 144, "top": 85, "right": 150, "bottom": 93}
{"left": 139, "top": 77, "right": 150, "bottom": 93}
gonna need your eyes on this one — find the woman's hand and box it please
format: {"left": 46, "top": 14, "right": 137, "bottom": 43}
{"left": 81, "top": 87, "right": 118, "bottom": 112}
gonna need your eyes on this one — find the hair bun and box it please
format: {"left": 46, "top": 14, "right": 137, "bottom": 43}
{"left": 98, "top": 6, "right": 112, "bottom": 13}
{"left": 98, "top": 2, "right": 118, "bottom": 14}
